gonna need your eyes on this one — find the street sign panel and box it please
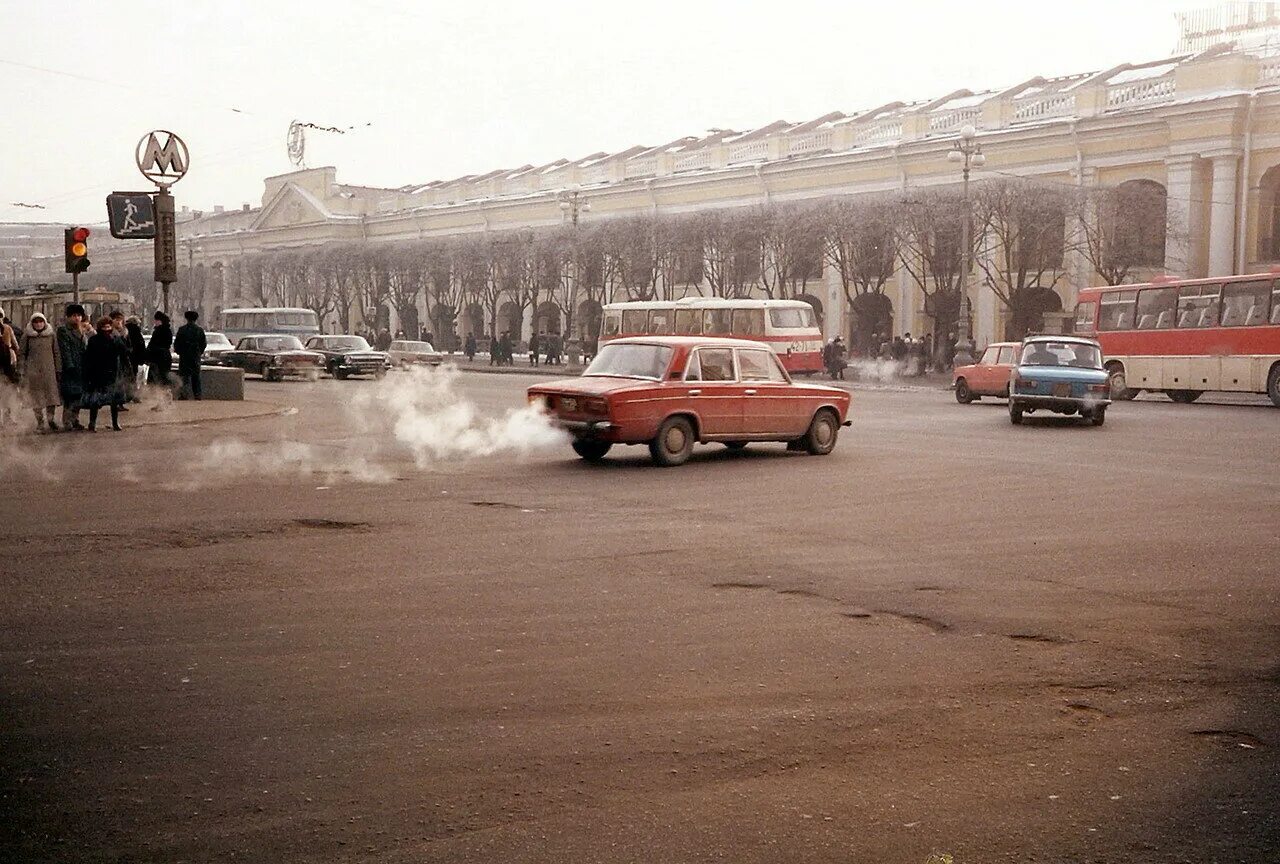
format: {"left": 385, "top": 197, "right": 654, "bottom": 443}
{"left": 136, "top": 130, "right": 189, "bottom": 187}
{"left": 105, "top": 192, "right": 157, "bottom": 239}
{"left": 154, "top": 190, "right": 177, "bottom": 284}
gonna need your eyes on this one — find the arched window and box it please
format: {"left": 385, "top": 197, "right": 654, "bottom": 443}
{"left": 1258, "top": 165, "right": 1280, "bottom": 262}
{"left": 1104, "top": 179, "right": 1167, "bottom": 268}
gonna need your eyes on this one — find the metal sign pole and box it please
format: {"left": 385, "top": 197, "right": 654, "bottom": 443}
{"left": 72, "top": 270, "right": 80, "bottom": 305}
{"left": 153, "top": 187, "right": 177, "bottom": 315}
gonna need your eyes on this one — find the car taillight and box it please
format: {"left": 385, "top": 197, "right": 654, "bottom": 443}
{"left": 584, "top": 398, "right": 608, "bottom": 415}
{"left": 1087, "top": 383, "right": 1109, "bottom": 394}
{"left": 1018, "top": 379, "right": 1037, "bottom": 390}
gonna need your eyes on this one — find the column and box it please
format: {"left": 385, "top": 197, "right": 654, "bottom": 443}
{"left": 1067, "top": 165, "right": 1098, "bottom": 302}
{"left": 1207, "top": 152, "right": 1239, "bottom": 276}
{"left": 899, "top": 265, "right": 918, "bottom": 336}
{"left": 823, "top": 261, "right": 843, "bottom": 342}
{"left": 1165, "top": 155, "right": 1206, "bottom": 277}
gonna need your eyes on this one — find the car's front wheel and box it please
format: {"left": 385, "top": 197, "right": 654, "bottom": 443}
{"left": 1009, "top": 400, "right": 1024, "bottom": 425}
{"left": 803, "top": 409, "right": 840, "bottom": 455}
{"left": 954, "top": 378, "right": 976, "bottom": 404}
{"left": 333, "top": 367, "right": 349, "bottom": 380}
{"left": 572, "top": 440, "right": 612, "bottom": 462}
{"left": 649, "top": 416, "right": 695, "bottom": 467}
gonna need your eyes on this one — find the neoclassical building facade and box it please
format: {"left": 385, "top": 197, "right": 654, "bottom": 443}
{"left": 87, "top": 42, "right": 1280, "bottom": 347}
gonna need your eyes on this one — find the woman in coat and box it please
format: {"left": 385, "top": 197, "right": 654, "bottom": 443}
{"left": 146, "top": 311, "right": 173, "bottom": 387}
{"left": 124, "top": 317, "right": 147, "bottom": 401}
{"left": 21, "top": 312, "right": 62, "bottom": 431}
{"left": 82, "top": 316, "right": 128, "bottom": 431}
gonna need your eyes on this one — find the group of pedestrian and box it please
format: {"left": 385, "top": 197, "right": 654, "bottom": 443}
{"left": 490, "top": 332, "right": 516, "bottom": 366}
{"left": 867, "top": 331, "right": 950, "bottom": 376}
{"left": 0, "top": 303, "right": 207, "bottom": 434}
{"left": 822, "top": 336, "right": 848, "bottom": 380}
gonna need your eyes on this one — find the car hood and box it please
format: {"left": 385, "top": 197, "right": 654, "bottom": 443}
{"left": 340, "top": 351, "right": 387, "bottom": 359}
{"left": 1014, "top": 366, "right": 1107, "bottom": 383}
{"left": 528, "top": 376, "right": 657, "bottom": 396}
{"left": 274, "top": 349, "right": 324, "bottom": 359}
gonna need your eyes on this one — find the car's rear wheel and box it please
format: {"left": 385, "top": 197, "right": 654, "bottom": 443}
{"left": 649, "top": 416, "right": 694, "bottom": 467}
{"left": 954, "top": 378, "right": 975, "bottom": 404}
{"left": 1088, "top": 406, "right": 1106, "bottom": 426}
{"left": 803, "top": 409, "right": 839, "bottom": 456}
{"left": 724, "top": 441, "right": 748, "bottom": 451}
{"left": 1269, "top": 364, "right": 1280, "bottom": 408}
{"left": 1009, "top": 400, "right": 1024, "bottom": 425}
{"left": 1167, "top": 389, "right": 1201, "bottom": 404}
{"left": 572, "top": 440, "right": 612, "bottom": 462}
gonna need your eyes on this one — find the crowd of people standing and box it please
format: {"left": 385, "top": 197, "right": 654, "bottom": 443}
{"left": 0, "top": 303, "right": 207, "bottom": 434}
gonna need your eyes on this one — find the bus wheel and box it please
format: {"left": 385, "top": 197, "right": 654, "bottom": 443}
{"left": 1268, "top": 364, "right": 1280, "bottom": 408}
{"left": 1168, "top": 390, "right": 1201, "bottom": 404}
{"left": 1106, "top": 364, "right": 1136, "bottom": 401}
{"left": 954, "top": 378, "right": 975, "bottom": 404}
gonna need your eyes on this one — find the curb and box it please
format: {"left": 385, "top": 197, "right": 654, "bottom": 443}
{"left": 122, "top": 399, "right": 291, "bottom": 428}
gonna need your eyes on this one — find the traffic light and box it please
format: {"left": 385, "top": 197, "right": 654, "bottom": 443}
{"left": 64, "top": 226, "right": 90, "bottom": 274}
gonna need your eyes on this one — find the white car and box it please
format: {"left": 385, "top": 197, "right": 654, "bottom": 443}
{"left": 388, "top": 340, "right": 444, "bottom": 367}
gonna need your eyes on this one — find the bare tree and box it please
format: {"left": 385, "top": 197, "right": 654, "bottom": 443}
{"left": 972, "top": 177, "right": 1070, "bottom": 339}
{"left": 1073, "top": 181, "right": 1171, "bottom": 286}
{"left": 897, "top": 186, "right": 978, "bottom": 348}
{"left": 654, "top": 214, "right": 702, "bottom": 300}
{"left": 821, "top": 195, "right": 900, "bottom": 350}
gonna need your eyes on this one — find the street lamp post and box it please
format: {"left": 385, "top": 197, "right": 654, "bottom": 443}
{"left": 947, "top": 124, "right": 985, "bottom": 367}
{"left": 556, "top": 186, "right": 591, "bottom": 359}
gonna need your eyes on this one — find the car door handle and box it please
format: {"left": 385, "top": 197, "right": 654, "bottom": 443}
{"left": 744, "top": 389, "right": 757, "bottom": 396}
{"left": 688, "top": 389, "right": 702, "bottom": 396}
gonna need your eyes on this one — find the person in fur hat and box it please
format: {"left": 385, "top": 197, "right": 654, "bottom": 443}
{"left": 21, "top": 312, "right": 62, "bottom": 431}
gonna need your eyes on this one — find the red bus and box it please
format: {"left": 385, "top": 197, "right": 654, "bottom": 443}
{"left": 600, "top": 298, "right": 824, "bottom": 375}
{"left": 1073, "top": 272, "right": 1280, "bottom": 406}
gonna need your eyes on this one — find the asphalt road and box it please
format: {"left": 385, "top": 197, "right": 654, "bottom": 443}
{"left": 3, "top": 371, "right": 1278, "bottom": 863}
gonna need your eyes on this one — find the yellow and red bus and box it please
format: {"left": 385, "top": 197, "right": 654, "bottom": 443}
{"left": 1073, "top": 271, "right": 1280, "bottom": 406}
{"left": 600, "top": 298, "right": 824, "bottom": 375}
{"left": 2, "top": 287, "right": 138, "bottom": 327}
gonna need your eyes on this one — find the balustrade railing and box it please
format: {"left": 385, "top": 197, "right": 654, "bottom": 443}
{"left": 1012, "top": 91, "right": 1076, "bottom": 123}
{"left": 787, "top": 129, "right": 833, "bottom": 155}
{"left": 1105, "top": 74, "right": 1176, "bottom": 109}
{"left": 927, "top": 107, "right": 980, "bottom": 134}
{"left": 727, "top": 140, "right": 768, "bottom": 163}
{"left": 673, "top": 149, "right": 713, "bottom": 171}
{"left": 852, "top": 120, "right": 903, "bottom": 147}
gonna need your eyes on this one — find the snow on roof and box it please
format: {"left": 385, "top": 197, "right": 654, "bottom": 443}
{"left": 1107, "top": 60, "right": 1181, "bottom": 84}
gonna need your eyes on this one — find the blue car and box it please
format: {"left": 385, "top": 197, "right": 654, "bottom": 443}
{"left": 1008, "top": 336, "right": 1112, "bottom": 426}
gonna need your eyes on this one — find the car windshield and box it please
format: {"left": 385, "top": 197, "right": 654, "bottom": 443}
{"left": 256, "top": 336, "right": 305, "bottom": 351}
{"left": 322, "top": 336, "right": 371, "bottom": 350}
{"left": 1021, "top": 341, "right": 1101, "bottom": 369}
{"left": 583, "top": 343, "right": 673, "bottom": 380}
{"left": 393, "top": 341, "right": 434, "bottom": 352}
{"left": 206, "top": 333, "right": 231, "bottom": 347}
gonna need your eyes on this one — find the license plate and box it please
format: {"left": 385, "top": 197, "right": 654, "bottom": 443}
{"left": 561, "top": 397, "right": 578, "bottom": 412}
{"left": 1053, "top": 383, "right": 1071, "bottom": 397}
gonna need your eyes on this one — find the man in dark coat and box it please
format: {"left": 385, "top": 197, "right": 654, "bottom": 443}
{"left": 55, "top": 303, "right": 87, "bottom": 430}
{"left": 147, "top": 311, "right": 173, "bottom": 387}
{"left": 174, "top": 310, "right": 207, "bottom": 401}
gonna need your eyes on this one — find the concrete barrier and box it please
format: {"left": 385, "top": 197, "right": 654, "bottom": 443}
{"left": 193, "top": 366, "right": 244, "bottom": 401}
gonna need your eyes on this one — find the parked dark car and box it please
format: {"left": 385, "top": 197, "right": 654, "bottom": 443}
{"left": 220, "top": 335, "right": 325, "bottom": 381}
{"left": 304, "top": 335, "right": 390, "bottom": 379}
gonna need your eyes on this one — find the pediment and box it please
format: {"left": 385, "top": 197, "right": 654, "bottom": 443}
{"left": 251, "top": 183, "right": 333, "bottom": 230}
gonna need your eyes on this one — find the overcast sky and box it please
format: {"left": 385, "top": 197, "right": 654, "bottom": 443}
{"left": 2, "top": 0, "right": 1206, "bottom": 223}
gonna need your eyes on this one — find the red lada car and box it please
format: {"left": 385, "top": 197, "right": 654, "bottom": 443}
{"left": 528, "top": 336, "right": 852, "bottom": 466}
{"left": 952, "top": 341, "right": 1020, "bottom": 403}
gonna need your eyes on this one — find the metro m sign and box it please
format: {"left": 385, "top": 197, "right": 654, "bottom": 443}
{"left": 136, "top": 130, "right": 189, "bottom": 187}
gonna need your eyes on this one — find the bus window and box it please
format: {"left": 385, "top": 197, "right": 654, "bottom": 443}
{"left": 1135, "top": 287, "right": 1177, "bottom": 330}
{"left": 705, "top": 309, "right": 732, "bottom": 335}
{"left": 1176, "top": 285, "right": 1220, "bottom": 328}
{"left": 769, "top": 308, "right": 806, "bottom": 328}
{"left": 731, "top": 308, "right": 765, "bottom": 335}
{"left": 1272, "top": 281, "right": 1280, "bottom": 325}
{"left": 225, "top": 312, "right": 244, "bottom": 330}
{"left": 249, "top": 312, "right": 272, "bottom": 331}
{"left": 674, "top": 309, "right": 702, "bottom": 335}
{"left": 1220, "top": 280, "right": 1270, "bottom": 327}
{"left": 621, "top": 309, "right": 648, "bottom": 333}
{"left": 1097, "top": 291, "right": 1136, "bottom": 331}
{"left": 601, "top": 311, "right": 621, "bottom": 337}
{"left": 649, "top": 309, "right": 674, "bottom": 334}
{"left": 1073, "top": 301, "right": 1097, "bottom": 333}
